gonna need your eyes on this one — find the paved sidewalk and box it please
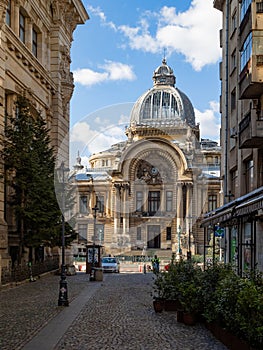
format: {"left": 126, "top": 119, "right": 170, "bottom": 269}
{"left": 0, "top": 272, "right": 90, "bottom": 350}
{"left": 22, "top": 280, "right": 101, "bottom": 350}
{"left": 53, "top": 273, "right": 228, "bottom": 350}
{"left": 0, "top": 272, "right": 228, "bottom": 350}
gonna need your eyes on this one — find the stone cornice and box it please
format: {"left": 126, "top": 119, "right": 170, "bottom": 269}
{"left": 51, "top": 0, "right": 88, "bottom": 35}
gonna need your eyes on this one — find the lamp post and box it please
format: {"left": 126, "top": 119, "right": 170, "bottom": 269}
{"left": 177, "top": 225, "right": 182, "bottom": 258}
{"left": 58, "top": 161, "right": 70, "bottom": 307}
{"left": 92, "top": 206, "right": 99, "bottom": 267}
{"left": 187, "top": 231, "right": 192, "bottom": 260}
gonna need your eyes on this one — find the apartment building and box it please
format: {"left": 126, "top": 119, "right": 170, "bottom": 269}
{"left": 0, "top": 0, "right": 88, "bottom": 284}
{"left": 203, "top": 0, "right": 263, "bottom": 274}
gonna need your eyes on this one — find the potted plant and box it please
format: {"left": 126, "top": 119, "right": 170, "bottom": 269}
{"left": 176, "top": 262, "right": 203, "bottom": 325}
{"left": 162, "top": 262, "right": 181, "bottom": 311}
{"left": 152, "top": 271, "right": 166, "bottom": 313}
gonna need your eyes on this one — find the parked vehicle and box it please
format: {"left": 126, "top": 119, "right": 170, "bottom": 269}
{"left": 101, "top": 257, "right": 120, "bottom": 273}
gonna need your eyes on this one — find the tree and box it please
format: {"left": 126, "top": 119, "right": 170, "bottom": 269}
{"left": 2, "top": 96, "right": 75, "bottom": 263}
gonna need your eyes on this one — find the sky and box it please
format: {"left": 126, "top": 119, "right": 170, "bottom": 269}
{"left": 69, "top": 0, "right": 222, "bottom": 167}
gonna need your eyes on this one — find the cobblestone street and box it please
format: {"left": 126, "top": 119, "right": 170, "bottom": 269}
{"left": 0, "top": 272, "right": 228, "bottom": 350}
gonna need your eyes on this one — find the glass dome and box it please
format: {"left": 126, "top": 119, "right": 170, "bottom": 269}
{"left": 130, "top": 59, "right": 195, "bottom": 127}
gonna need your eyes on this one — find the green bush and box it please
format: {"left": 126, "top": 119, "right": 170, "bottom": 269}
{"left": 151, "top": 261, "right": 263, "bottom": 348}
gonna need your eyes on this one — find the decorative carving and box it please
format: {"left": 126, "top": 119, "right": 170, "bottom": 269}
{"left": 114, "top": 182, "right": 130, "bottom": 192}
{"left": 60, "top": 45, "right": 74, "bottom": 113}
{"left": 136, "top": 160, "right": 163, "bottom": 185}
{"left": 0, "top": 0, "right": 8, "bottom": 29}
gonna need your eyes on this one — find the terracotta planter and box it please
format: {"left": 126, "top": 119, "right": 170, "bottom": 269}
{"left": 177, "top": 309, "right": 184, "bottom": 323}
{"left": 205, "top": 322, "right": 252, "bottom": 350}
{"left": 183, "top": 312, "right": 197, "bottom": 326}
{"left": 164, "top": 299, "right": 179, "bottom": 311}
{"left": 153, "top": 299, "right": 164, "bottom": 313}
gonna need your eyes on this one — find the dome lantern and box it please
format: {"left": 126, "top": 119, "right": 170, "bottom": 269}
{"left": 153, "top": 58, "right": 176, "bottom": 87}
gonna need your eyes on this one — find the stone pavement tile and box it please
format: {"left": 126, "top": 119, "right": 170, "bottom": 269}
{"left": 0, "top": 272, "right": 90, "bottom": 350}
{"left": 22, "top": 279, "right": 102, "bottom": 350}
{"left": 55, "top": 273, "right": 228, "bottom": 350}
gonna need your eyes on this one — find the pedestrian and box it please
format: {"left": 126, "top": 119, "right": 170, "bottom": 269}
{"left": 151, "top": 255, "right": 160, "bottom": 273}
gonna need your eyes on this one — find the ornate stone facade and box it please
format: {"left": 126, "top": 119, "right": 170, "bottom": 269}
{"left": 0, "top": 0, "right": 88, "bottom": 283}
{"left": 73, "top": 60, "right": 222, "bottom": 260}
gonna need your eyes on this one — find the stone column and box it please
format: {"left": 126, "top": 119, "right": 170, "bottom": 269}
{"left": 114, "top": 183, "right": 121, "bottom": 235}
{"left": 176, "top": 183, "right": 183, "bottom": 227}
{"left": 186, "top": 184, "right": 193, "bottom": 254}
{"left": 13, "top": 0, "right": 20, "bottom": 37}
{"left": 176, "top": 183, "right": 183, "bottom": 255}
{"left": 25, "top": 18, "right": 32, "bottom": 51}
{"left": 122, "top": 183, "right": 130, "bottom": 235}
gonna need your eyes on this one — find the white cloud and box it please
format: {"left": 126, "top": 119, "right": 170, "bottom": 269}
{"left": 119, "top": 0, "right": 221, "bottom": 71}
{"left": 195, "top": 101, "right": 221, "bottom": 142}
{"left": 70, "top": 121, "right": 99, "bottom": 144}
{"left": 87, "top": 5, "right": 117, "bottom": 30}
{"left": 119, "top": 24, "right": 160, "bottom": 53}
{"left": 73, "top": 69, "right": 108, "bottom": 87}
{"left": 70, "top": 120, "right": 127, "bottom": 164}
{"left": 73, "top": 61, "right": 136, "bottom": 87}
{"left": 100, "top": 61, "right": 136, "bottom": 81}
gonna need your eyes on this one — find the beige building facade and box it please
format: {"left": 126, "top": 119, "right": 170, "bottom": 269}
{"left": 203, "top": 0, "right": 263, "bottom": 274}
{"left": 73, "top": 60, "right": 222, "bottom": 261}
{"left": 0, "top": 0, "right": 88, "bottom": 283}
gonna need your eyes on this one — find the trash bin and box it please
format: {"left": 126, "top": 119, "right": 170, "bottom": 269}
{"left": 90, "top": 267, "right": 103, "bottom": 281}
{"left": 90, "top": 267, "right": 95, "bottom": 281}
{"left": 94, "top": 268, "right": 103, "bottom": 281}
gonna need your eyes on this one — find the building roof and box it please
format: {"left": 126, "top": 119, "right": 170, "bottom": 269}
{"left": 129, "top": 59, "right": 195, "bottom": 127}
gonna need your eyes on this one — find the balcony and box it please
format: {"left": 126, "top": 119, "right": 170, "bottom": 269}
{"left": 239, "top": 112, "right": 263, "bottom": 148}
{"left": 239, "top": 2, "right": 263, "bottom": 99}
{"left": 239, "top": 56, "right": 263, "bottom": 99}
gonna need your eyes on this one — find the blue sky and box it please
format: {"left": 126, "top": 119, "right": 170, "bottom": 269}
{"left": 69, "top": 0, "right": 222, "bottom": 167}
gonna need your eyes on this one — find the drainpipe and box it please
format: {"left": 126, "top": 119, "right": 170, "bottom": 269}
{"left": 223, "top": 0, "right": 230, "bottom": 264}
{"left": 224, "top": 0, "right": 229, "bottom": 205}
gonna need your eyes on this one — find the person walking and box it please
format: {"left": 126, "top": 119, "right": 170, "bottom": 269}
{"left": 151, "top": 255, "right": 160, "bottom": 273}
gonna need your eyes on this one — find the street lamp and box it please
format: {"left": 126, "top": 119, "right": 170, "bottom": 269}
{"left": 58, "top": 161, "right": 70, "bottom": 307}
{"left": 187, "top": 231, "right": 192, "bottom": 260}
{"left": 177, "top": 225, "right": 182, "bottom": 257}
{"left": 92, "top": 205, "right": 99, "bottom": 267}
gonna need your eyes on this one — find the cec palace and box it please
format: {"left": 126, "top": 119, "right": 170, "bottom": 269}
{"left": 71, "top": 58, "right": 221, "bottom": 261}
